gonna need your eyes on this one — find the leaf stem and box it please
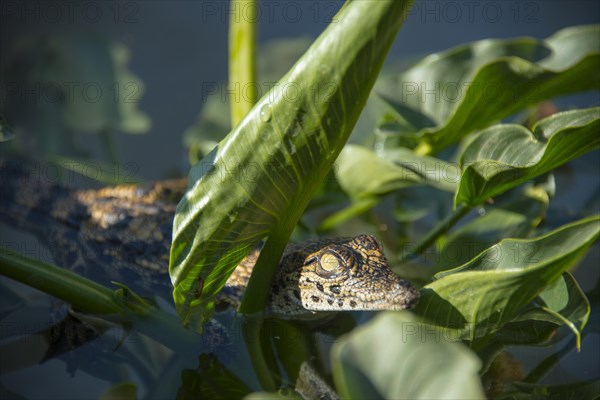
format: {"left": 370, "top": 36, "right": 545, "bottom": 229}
{"left": 238, "top": 227, "right": 293, "bottom": 314}
{"left": 229, "top": 0, "right": 258, "bottom": 126}
{"left": 400, "top": 204, "right": 471, "bottom": 263}
{"left": 0, "top": 248, "right": 201, "bottom": 351}
{"left": 0, "top": 247, "right": 122, "bottom": 315}
{"left": 243, "top": 317, "right": 278, "bottom": 391}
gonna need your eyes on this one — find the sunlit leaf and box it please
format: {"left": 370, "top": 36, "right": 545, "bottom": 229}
{"left": 169, "top": 1, "right": 415, "bottom": 329}
{"left": 455, "top": 107, "right": 599, "bottom": 206}
{"left": 413, "top": 216, "right": 600, "bottom": 343}
{"left": 331, "top": 312, "right": 485, "bottom": 399}
{"left": 374, "top": 25, "right": 600, "bottom": 154}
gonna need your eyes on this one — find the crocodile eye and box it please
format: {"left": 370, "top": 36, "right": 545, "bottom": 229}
{"left": 317, "top": 252, "right": 342, "bottom": 277}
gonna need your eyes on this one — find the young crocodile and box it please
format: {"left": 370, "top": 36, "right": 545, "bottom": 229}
{"left": 0, "top": 162, "right": 419, "bottom": 316}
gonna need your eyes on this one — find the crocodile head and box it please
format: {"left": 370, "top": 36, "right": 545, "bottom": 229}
{"left": 269, "top": 235, "right": 419, "bottom": 316}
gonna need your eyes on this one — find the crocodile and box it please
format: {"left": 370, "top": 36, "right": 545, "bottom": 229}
{"left": 0, "top": 161, "right": 419, "bottom": 316}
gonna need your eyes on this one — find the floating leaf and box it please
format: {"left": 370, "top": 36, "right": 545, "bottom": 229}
{"left": 331, "top": 312, "right": 485, "bottom": 399}
{"left": 455, "top": 107, "right": 599, "bottom": 206}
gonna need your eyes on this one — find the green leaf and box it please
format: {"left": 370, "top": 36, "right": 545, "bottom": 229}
{"left": 510, "top": 272, "right": 590, "bottom": 349}
{"left": 169, "top": 0, "right": 415, "bottom": 329}
{"left": 336, "top": 145, "right": 457, "bottom": 199}
{"left": 331, "top": 312, "right": 485, "bottom": 399}
{"left": 336, "top": 145, "right": 418, "bottom": 199}
{"left": 492, "top": 272, "right": 590, "bottom": 348}
{"left": 375, "top": 25, "right": 600, "bottom": 154}
{"left": 455, "top": 107, "right": 600, "bottom": 206}
{"left": 413, "top": 216, "right": 600, "bottom": 343}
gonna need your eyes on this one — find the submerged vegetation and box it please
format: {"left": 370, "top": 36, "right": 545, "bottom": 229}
{"left": 1, "top": 0, "right": 599, "bottom": 398}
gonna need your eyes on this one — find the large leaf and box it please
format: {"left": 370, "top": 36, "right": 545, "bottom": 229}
{"left": 413, "top": 216, "right": 600, "bottom": 342}
{"left": 169, "top": 1, "right": 415, "bottom": 328}
{"left": 331, "top": 312, "right": 485, "bottom": 399}
{"left": 374, "top": 25, "right": 600, "bottom": 154}
{"left": 336, "top": 145, "right": 457, "bottom": 199}
{"left": 496, "top": 272, "right": 590, "bottom": 349}
{"left": 456, "top": 107, "right": 600, "bottom": 206}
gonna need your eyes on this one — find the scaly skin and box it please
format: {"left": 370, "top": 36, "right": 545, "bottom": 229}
{"left": 0, "top": 162, "right": 419, "bottom": 316}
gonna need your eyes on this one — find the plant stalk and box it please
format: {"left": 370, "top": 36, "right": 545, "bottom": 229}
{"left": 229, "top": 0, "right": 258, "bottom": 126}
{"left": 400, "top": 204, "right": 471, "bottom": 263}
{"left": 0, "top": 248, "right": 201, "bottom": 350}
{"left": 238, "top": 225, "right": 294, "bottom": 314}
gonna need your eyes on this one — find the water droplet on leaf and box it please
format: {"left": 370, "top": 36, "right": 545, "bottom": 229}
{"left": 259, "top": 104, "right": 272, "bottom": 122}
